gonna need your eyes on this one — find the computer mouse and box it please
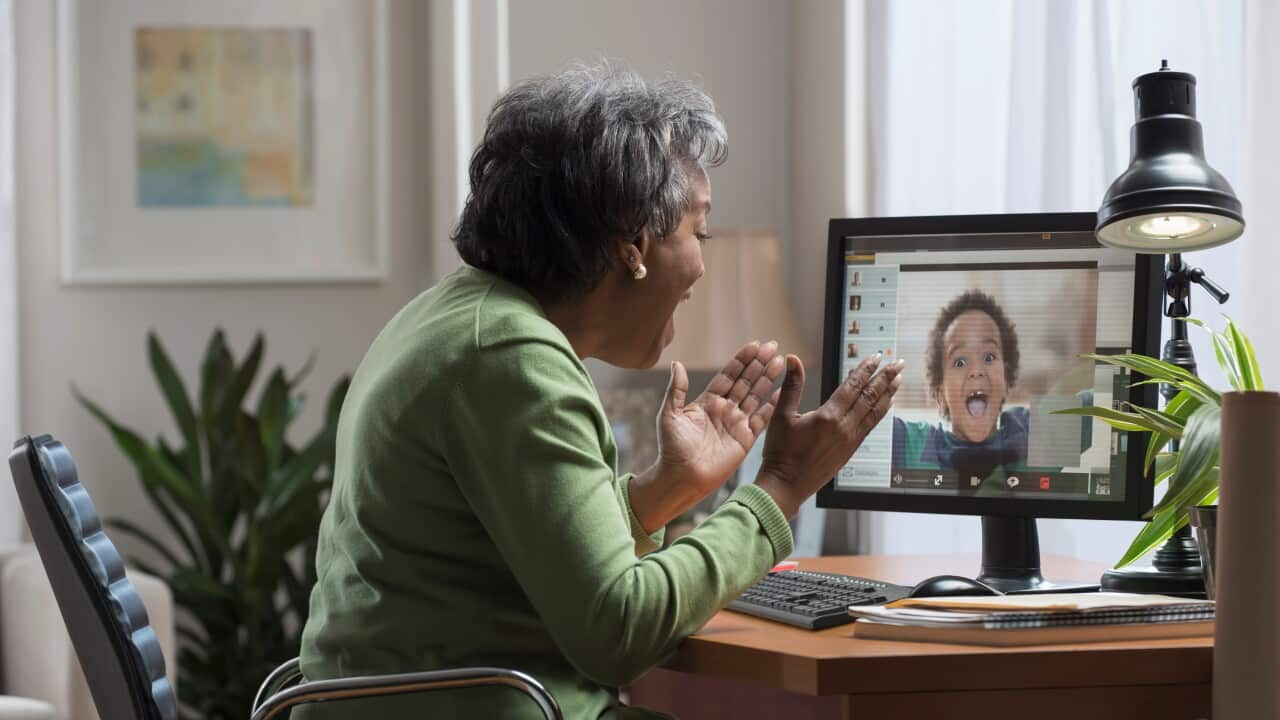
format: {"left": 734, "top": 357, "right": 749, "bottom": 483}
{"left": 908, "top": 575, "right": 1003, "bottom": 598}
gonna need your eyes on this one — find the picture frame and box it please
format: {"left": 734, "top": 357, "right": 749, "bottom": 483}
{"left": 57, "top": 0, "right": 391, "bottom": 285}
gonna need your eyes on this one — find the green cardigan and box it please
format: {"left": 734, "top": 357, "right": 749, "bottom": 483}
{"left": 297, "top": 266, "right": 794, "bottom": 719}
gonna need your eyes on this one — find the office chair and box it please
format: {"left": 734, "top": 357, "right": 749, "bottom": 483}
{"left": 9, "top": 435, "right": 563, "bottom": 720}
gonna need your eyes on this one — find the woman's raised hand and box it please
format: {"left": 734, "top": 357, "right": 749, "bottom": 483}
{"left": 653, "top": 340, "right": 786, "bottom": 503}
{"left": 622, "top": 341, "right": 786, "bottom": 534}
{"left": 755, "top": 353, "right": 905, "bottom": 519}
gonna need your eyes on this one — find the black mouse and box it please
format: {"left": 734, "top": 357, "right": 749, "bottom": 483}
{"left": 908, "top": 575, "right": 1003, "bottom": 598}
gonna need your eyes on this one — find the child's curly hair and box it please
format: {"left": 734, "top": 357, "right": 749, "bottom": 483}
{"left": 926, "top": 290, "right": 1020, "bottom": 420}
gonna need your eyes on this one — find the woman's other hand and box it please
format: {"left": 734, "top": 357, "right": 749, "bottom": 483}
{"left": 628, "top": 341, "right": 785, "bottom": 532}
{"left": 755, "top": 353, "right": 905, "bottom": 519}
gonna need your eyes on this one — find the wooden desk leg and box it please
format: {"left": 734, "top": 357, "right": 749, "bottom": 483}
{"left": 628, "top": 668, "right": 849, "bottom": 720}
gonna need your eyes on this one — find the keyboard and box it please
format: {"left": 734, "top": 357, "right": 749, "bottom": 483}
{"left": 727, "top": 570, "right": 912, "bottom": 630}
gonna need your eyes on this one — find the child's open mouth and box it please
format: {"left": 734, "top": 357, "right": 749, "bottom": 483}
{"left": 965, "top": 389, "right": 988, "bottom": 418}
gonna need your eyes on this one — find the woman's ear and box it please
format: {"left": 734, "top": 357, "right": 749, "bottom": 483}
{"left": 616, "top": 232, "right": 651, "bottom": 273}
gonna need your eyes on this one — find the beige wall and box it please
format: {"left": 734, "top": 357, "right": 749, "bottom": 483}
{"left": 509, "top": 0, "right": 792, "bottom": 254}
{"left": 14, "top": 1, "right": 431, "bottom": 555}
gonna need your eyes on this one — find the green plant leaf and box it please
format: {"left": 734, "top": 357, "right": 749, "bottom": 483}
{"left": 126, "top": 558, "right": 168, "bottom": 583}
{"left": 1146, "top": 404, "right": 1219, "bottom": 518}
{"left": 199, "top": 330, "right": 233, "bottom": 424}
{"left": 265, "top": 434, "right": 330, "bottom": 517}
{"left": 1153, "top": 452, "right": 1176, "bottom": 485}
{"left": 1084, "top": 353, "right": 1220, "bottom": 403}
{"left": 106, "top": 518, "right": 185, "bottom": 569}
{"left": 137, "top": 480, "right": 206, "bottom": 572}
{"left": 1116, "top": 507, "right": 1185, "bottom": 568}
{"left": 233, "top": 412, "right": 270, "bottom": 498}
{"left": 1052, "top": 406, "right": 1150, "bottom": 433}
{"left": 257, "top": 368, "right": 290, "bottom": 470}
{"left": 75, "top": 387, "right": 203, "bottom": 509}
{"left": 176, "top": 625, "right": 207, "bottom": 649}
{"left": 215, "top": 332, "right": 265, "bottom": 439}
{"left": 148, "top": 332, "right": 203, "bottom": 485}
{"left": 1116, "top": 482, "right": 1219, "bottom": 568}
{"left": 288, "top": 352, "right": 317, "bottom": 389}
{"left": 1139, "top": 390, "right": 1197, "bottom": 475}
{"left": 1210, "top": 330, "right": 1243, "bottom": 391}
{"left": 198, "top": 330, "right": 234, "bottom": 524}
{"left": 1144, "top": 430, "right": 1170, "bottom": 474}
{"left": 1127, "top": 377, "right": 1221, "bottom": 407}
{"left": 1225, "top": 317, "right": 1264, "bottom": 391}
{"left": 287, "top": 392, "right": 306, "bottom": 425}
{"left": 1125, "top": 403, "right": 1185, "bottom": 440}
{"left": 1162, "top": 389, "right": 1202, "bottom": 422}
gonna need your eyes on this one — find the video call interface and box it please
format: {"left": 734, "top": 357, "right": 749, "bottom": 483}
{"left": 834, "top": 231, "right": 1136, "bottom": 502}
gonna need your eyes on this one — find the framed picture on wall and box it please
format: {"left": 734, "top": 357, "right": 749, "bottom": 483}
{"left": 57, "top": 0, "right": 391, "bottom": 285}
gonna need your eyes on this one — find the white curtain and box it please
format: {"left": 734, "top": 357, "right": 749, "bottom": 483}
{"left": 0, "top": 0, "right": 19, "bottom": 544}
{"left": 1239, "top": 0, "right": 1280, "bottom": 384}
{"left": 865, "top": 0, "right": 1246, "bottom": 562}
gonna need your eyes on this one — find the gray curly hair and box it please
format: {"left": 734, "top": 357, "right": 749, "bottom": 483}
{"left": 451, "top": 62, "right": 728, "bottom": 302}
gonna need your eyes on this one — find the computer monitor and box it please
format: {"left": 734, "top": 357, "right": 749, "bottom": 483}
{"left": 817, "top": 212, "right": 1163, "bottom": 592}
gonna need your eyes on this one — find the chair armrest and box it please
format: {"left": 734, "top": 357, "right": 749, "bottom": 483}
{"left": 253, "top": 657, "right": 303, "bottom": 711}
{"left": 251, "top": 665, "right": 563, "bottom": 720}
{"left": 0, "top": 550, "right": 174, "bottom": 720}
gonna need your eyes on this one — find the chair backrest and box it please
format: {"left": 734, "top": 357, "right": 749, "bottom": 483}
{"left": 7, "top": 435, "right": 177, "bottom": 720}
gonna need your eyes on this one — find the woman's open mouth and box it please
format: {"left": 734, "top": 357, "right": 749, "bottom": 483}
{"left": 965, "top": 390, "right": 988, "bottom": 418}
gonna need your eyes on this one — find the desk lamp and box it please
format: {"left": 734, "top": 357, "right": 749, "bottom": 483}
{"left": 1095, "top": 61, "right": 1244, "bottom": 596}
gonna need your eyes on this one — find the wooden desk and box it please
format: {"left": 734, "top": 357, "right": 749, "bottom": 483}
{"left": 628, "top": 555, "right": 1211, "bottom": 719}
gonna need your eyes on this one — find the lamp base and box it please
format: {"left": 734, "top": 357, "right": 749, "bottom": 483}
{"left": 1100, "top": 565, "right": 1206, "bottom": 597}
{"left": 1099, "top": 527, "right": 1207, "bottom": 598}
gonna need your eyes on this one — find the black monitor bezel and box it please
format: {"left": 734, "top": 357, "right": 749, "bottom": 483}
{"left": 816, "top": 212, "right": 1160, "bottom": 520}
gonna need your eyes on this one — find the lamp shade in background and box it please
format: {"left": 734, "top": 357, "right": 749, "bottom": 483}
{"left": 660, "top": 229, "right": 815, "bottom": 372}
{"left": 1096, "top": 62, "right": 1244, "bottom": 252}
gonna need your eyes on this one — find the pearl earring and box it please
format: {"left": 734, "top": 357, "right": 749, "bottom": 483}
{"left": 632, "top": 261, "right": 647, "bottom": 280}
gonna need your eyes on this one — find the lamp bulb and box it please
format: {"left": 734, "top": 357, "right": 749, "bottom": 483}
{"left": 1135, "top": 214, "right": 1212, "bottom": 240}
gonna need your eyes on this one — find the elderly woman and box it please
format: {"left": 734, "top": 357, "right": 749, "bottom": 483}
{"left": 298, "top": 64, "right": 904, "bottom": 718}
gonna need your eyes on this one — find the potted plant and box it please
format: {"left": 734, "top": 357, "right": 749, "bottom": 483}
{"left": 1057, "top": 317, "right": 1261, "bottom": 569}
{"left": 75, "top": 330, "right": 349, "bottom": 719}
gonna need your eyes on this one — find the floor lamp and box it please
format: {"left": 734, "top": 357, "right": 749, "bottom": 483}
{"left": 1094, "top": 61, "right": 1244, "bottom": 595}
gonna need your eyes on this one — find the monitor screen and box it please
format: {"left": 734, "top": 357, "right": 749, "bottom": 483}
{"left": 817, "top": 213, "right": 1160, "bottom": 520}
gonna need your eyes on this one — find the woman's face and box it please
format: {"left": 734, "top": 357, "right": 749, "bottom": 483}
{"left": 938, "top": 310, "right": 1008, "bottom": 442}
{"left": 614, "top": 172, "right": 710, "bottom": 369}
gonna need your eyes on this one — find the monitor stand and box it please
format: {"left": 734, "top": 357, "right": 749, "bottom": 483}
{"left": 976, "top": 516, "right": 1100, "bottom": 594}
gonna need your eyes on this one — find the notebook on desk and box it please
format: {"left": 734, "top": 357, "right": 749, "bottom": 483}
{"left": 849, "top": 592, "right": 1215, "bottom": 646}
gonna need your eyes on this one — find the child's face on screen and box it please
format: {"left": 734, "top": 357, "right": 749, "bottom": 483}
{"left": 939, "top": 310, "right": 1008, "bottom": 442}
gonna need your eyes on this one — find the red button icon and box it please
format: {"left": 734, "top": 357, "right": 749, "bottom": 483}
{"left": 1039, "top": 477, "right": 1051, "bottom": 490}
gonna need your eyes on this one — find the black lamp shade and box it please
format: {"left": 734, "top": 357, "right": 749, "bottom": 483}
{"left": 1097, "top": 64, "right": 1244, "bottom": 252}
